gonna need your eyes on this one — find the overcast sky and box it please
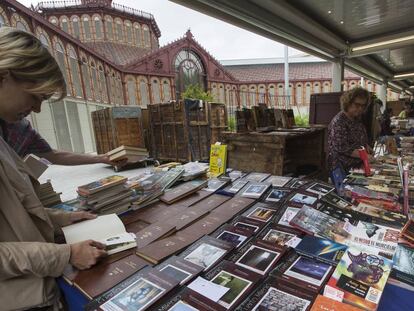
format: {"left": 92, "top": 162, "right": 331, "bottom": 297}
{"left": 20, "top": 0, "right": 304, "bottom": 60}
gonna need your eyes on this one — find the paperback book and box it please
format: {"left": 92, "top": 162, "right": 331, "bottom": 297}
{"left": 240, "top": 182, "right": 271, "bottom": 199}
{"left": 324, "top": 247, "right": 392, "bottom": 311}
{"left": 230, "top": 216, "right": 267, "bottom": 234}
{"left": 241, "top": 202, "right": 279, "bottom": 223}
{"left": 245, "top": 172, "right": 270, "bottom": 182}
{"left": 391, "top": 245, "right": 414, "bottom": 287}
{"left": 275, "top": 206, "right": 301, "bottom": 228}
{"left": 295, "top": 235, "right": 347, "bottom": 265}
{"left": 305, "top": 182, "right": 334, "bottom": 197}
{"left": 264, "top": 175, "right": 292, "bottom": 187}
{"left": 155, "top": 255, "right": 204, "bottom": 286}
{"left": 211, "top": 224, "right": 255, "bottom": 248}
{"left": 287, "top": 190, "right": 319, "bottom": 208}
{"left": 265, "top": 187, "right": 292, "bottom": 203}
{"left": 310, "top": 294, "right": 362, "bottom": 311}
{"left": 257, "top": 223, "right": 302, "bottom": 248}
{"left": 77, "top": 175, "right": 127, "bottom": 196}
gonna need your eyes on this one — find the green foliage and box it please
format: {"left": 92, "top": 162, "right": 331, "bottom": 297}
{"left": 295, "top": 114, "right": 309, "bottom": 126}
{"left": 181, "top": 84, "right": 214, "bottom": 102}
{"left": 228, "top": 115, "right": 236, "bottom": 132}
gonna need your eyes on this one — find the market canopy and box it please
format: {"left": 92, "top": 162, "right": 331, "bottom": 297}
{"left": 171, "top": 0, "right": 414, "bottom": 94}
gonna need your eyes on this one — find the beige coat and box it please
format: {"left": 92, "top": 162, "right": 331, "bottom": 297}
{"left": 0, "top": 137, "right": 72, "bottom": 310}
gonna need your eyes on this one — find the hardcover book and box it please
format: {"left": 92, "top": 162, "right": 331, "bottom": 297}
{"left": 285, "top": 178, "right": 310, "bottom": 189}
{"left": 77, "top": 175, "right": 127, "bottom": 196}
{"left": 287, "top": 190, "right": 319, "bottom": 208}
{"left": 23, "top": 153, "right": 49, "bottom": 179}
{"left": 401, "top": 219, "right": 414, "bottom": 242}
{"left": 179, "top": 236, "right": 234, "bottom": 271}
{"left": 86, "top": 267, "right": 180, "bottom": 311}
{"left": 314, "top": 202, "right": 362, "bottom": 226}
{"left": 352, "top": 202, "right": 407, "bottom": 228}
{"left": 211, "top": 224, "right": 255, "bottom": 248}
{"left": 212, "top": 197, "right": 256, "bottom": 222}
{"left": 155, "top": 255, "right": 204, "bottom": 286}
{"left": 245, "top": 172, "right": 270, "bottom": 182}
{"left": 203, "top": 260, "right": 261, "bottom": 309}
{"left": 295, "top": 235, "right": 347, "bottom": 265}
{"left": 310, "top": 294, "right": 362, "bottom": 311}
{"left": 265, "top": 187, "right": 292, "bottom": 203}
{"left": 391, "top": 245, "right": 414, "bottom": 287}
{"left": 241, "top": 202, "right": 279, "bottom": 223}
{"left": 289, "top": 205, "right": 351, "bottom": 244}
{"left": 276, "top": 206, "right": 301, "bottom": 228}
{"left": 230, "top": 216, "right": 267, "bottom": 234}
{"left": 160, "top": 180, "right": 208, "bottom": 204}
{"left": 264, "top": 175, "right": 292, "bottom": 187}
{"left": 305, "top": 182, "right": 334, "bottom": 197}
{"left": 67, "top": 254, "right": 149, "bottom": 299}
{"left": 321, "top": 192, "right": 354, "bottom": 209}
{"left": 236, "top": 276, "right": 315, "bottom": 311}
{"left": 240, "top": 183, "right": 271, "bottom": 199}
{"left": 257, "top": 223, "right": 302, "bottom": 248}
{"left": 225, "top": 179, "right": 249, "bottom": 194}
{"left": 229, "top": 239, "right": 285, "bottom": 276}
{"left": 203, "top": 178, "right": 230, "bottom": 192}
{"left": 274, "top": 251, "right": 333, "bottom": 293}
{"left": 324, "top": 247, "right": 392, "bottom": 311}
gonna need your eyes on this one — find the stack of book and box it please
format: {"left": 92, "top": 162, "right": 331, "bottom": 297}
{"left": 106, "top": 145, "right": 149, "bottom": 163}
{"left": 400, "top": 137, "right": 414, "bottom": 156}
{"left": 77, "top": 175, "right": 135, "bottom": 215}
{"left": 35, "top": 181, "right": 62, "bottom": 207}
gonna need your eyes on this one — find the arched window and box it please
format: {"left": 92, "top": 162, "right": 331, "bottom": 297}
{"left": 125, "top": 21, "right": 132, "bottom": 44}
{"left": 98, "top": 65, "right": 108, "bottom": 102}
{"left": 151, "top": 78, "right": 161, "bottom": 104}
{"left": 240, "top": 85, "right": 248, "bottom": 107}
{"left": 81, "top": 57, "right": 92, "bottom": 99}
{"left": 82, "top": 16, "right": 91, "bottom": 40}
{"left": 105, "top": 16, "right": 113, "bottom": 40}
{"left": 296, "top": 83, "right": 303, "bottom": 105}
{"left": 133, "top": 23, "right": 142, "bottom": 46}
{"left": 49, "top": 16, "right": 58, "bottom": 25}
{"left": 268, "top": 84, "right": 276, "bottom": 107}
{"left": 343, "top": 81, "right": 348, "bottom": 91}
{"left": 313, "top": 83, "right": 320, "bottom": 94}
{"left": 323, "top": 82, "right": 330, "bottom": 93}
{"left": 174, "top": 49, "right": 206, "bottom": 99}
{"left": 367, "top": 81, "right": 373, "bottom": 92}
{"left": 162, "top": 79, "right": 171, "bottom": 101}
{"left": 54, "top": 41, "right": 69, "bottom": 95}
{"left": 116, "top": 74, "right": 123, "bottom": 105}
{"left": 109, "top": 72, "right": 117, "bottom": 104}
{"left": 218, "top": 84, "right": 225, "bottom": 103}
{"left": 139, "top": 77, "right": 149, "bottom": 107}
{"left": 115, "top": 18, "right": 123, "bottom": 42}
{"left": 225, "top": 85, "right": 231, "bottom": 106}
{"left": 60, "top": 17, "right": 69, "bottom": 33}
{"left": 211, "top": 83, "right": 219, "bottom": 102}
{"left": 94, "top": 16, "right": 103, "bottom": 39}
{"left": 142, "top": 25, "right": 150, "bottom": 47}
{"left": 90, "top": 61, "right": 100, "bottom": 101}
{"left": 305, "top": 83, "right": 311, "bottom": 104}
{"left": 37, "top": 28, "right": 50, "bottom": 49}
{"left": 231, "top": 86, "right": 238, "bottom": 109}
{"left": 258, "top": 84, "right": 266, "bottom": 103}
{"left": 127, "top": 77, "right": 137, "bottom": 105}
{"left": 249, "top": 85, "right": 257, "bottom": 106}
{"left": 350, "top": 81, "right": 356, "bottom": 89}
{"left": 71, "top": 16, "right": 81, "bottom": 39}
{"left": 68, "top": 47, "right": 83, "bottom": 97}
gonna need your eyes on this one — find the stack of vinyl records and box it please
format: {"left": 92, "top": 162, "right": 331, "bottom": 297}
{"left": 36, "top": 181, "right": 62, "bottom": 207}
{"left": 106, "top": 145, "right": 149, "bottom": 163}
{"left": 77, "top": 175, "right": 136, "bottom": 215}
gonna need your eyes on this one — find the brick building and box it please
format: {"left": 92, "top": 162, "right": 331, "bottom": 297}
{"left": 0, "top": 0, "right": 399, "bottom": 153}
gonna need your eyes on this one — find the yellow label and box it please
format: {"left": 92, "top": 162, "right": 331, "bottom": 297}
{"left": 209, "top": 144, "right": 227, "bottom": 177}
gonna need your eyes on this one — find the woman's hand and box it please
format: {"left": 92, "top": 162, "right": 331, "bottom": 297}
{"left": 69, "top": 211, "right": 97, "bottom": 224}
{"left": 69, "top": 240, "right": 107, "bottom": 270}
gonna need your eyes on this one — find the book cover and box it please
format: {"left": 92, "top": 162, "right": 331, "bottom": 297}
{"left": 321, "top": 192, "right": 354, "bottom": 209}
{"left": 228, "top": 239, "right": 285, "bottom": 276}
{"left": 245, "top": 172, "right": 270, "bottom": 182}
{"left": 314, "top": 202, "right": 363, "bottom": 226}
{"left": 203, "top": 177, "right": 230, "bottom": 192}
{"left": 287, "top": 190, "right": 319, "bottom": 208}
{"left": 87, "top": 267, "right": 180, "bottom": 311}
{"left": 345, "top": 221, "right": 399, "bottom": 259}
{"left": 236, "top": 276, "right": 315, "bottom": 311}
{"left": 209, "top": 144, "right": 228, "bottom": 177}
{"left": 160, "top": 180, "right": 208, "bottom": 204}
{"left": 211, "top": 224, "right": 255, "bottom": 248}
{"left": 401, "top": 219, "right": 414, "bottom": 242}
{"left": 179, "top": 236, "right": 234, "bottom": 272}
{"left": 289, "top": 205, "right": 351, "bottom": 244}
{"left": 310, "top": 294, "right": 362, "bottom": 311}
{"left": 264, "top": 175, "right": 292, "bottom": 187}
{"left": 285, "top": 178, "right": 310, "bottom": 189}
{"left": 225, "top": 179, "right": 249, "bottom": 194}
{"left": 352, "top": 202, "right": 407, "bottom": 228}
{"left": 274, "top": 252, "right": 333, "bottom": 293}
{"left": 230, "top": 216, "right": 267, "bottom": 234}
{"left": 203, "top": 260, "right": 261, "bottom": 309}
{"left": 23, "top": 153, "right": 49, "bottom": 179}
{"left": 240, "top": 183, "right": 271, "bottom": 199}
{"left": 324, "top": 247, "right": 392, "bottom": 311}
{"left": 257, "top": 223, "right": 302, "bottom": 248}
{"left": 265, "top": 187, "right": 292, "bottom": 203}
{"left": 241, "top": 202, "right": 279, "bottom": 223}
{"left": 155, "top": 255, "right": 204, "bottom": 286}
{"left": 212, "top": 197, "right": 256, "bottom": 222}
{"left": 78, "top": 175, "right": 127, "bottom": 196}
{"left": 305, "top": 182, "right": 334, "bottom": 197}
{"left": 391, "top": 245, "right": 414, "bottom": 287}
{"left": 276, "top": 206, "right": 301, "bottom": 228}
{"left": 71, "top": 254, "right": 149, "bottom": 299}
{"left": 295, "top": 235, "right": 347, "bottom": 265}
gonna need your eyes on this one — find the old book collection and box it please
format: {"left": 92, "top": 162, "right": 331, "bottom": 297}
{"left": 52, "top": 153, "right": 414, "bottom": 311}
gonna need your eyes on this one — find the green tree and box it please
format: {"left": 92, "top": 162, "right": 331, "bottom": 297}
{"left": 181, "top": 84, "right": 214, "bottom": 102}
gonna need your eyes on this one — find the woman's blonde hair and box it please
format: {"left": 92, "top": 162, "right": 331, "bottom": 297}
{"left": 0, "top": 27, "right": 66, "bottom": 100}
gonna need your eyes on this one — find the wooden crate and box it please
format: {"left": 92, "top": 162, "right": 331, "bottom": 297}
{"left": 222, "top": 127, "right": 326, "bottom": 177}
{"left": 149, "top": 100, "right": 211, "bottom": 162}
{"left": 91, "top": 106, "right": 145, "bottom": 154}
{"left": 209, "top": 102, "right": 228, "bottom": 143}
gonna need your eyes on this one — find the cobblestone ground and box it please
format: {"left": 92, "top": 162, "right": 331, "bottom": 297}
{"left": 39, "top": 163, "right": 153, "bottom": 201}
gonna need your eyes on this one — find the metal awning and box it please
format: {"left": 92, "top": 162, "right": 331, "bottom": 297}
{"left": 170, "top": 0, "right": 414, "bottom": 94}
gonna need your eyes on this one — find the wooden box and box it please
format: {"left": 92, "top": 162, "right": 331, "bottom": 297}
{"left": 209, "top": 102, "right": 228, "bottom": 143}
{"left": 221, "top": 127, "right": 326, "bottom": 177}
{"left": 91, "top": 106, "right": 145, "bottom": 154}
{"left": 149, "top": 100, "right": 211, "bottom": 162}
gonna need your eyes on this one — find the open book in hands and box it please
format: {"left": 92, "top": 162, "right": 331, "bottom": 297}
{"left": 62, "top": 214, "right": 136, "bottom": 255}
